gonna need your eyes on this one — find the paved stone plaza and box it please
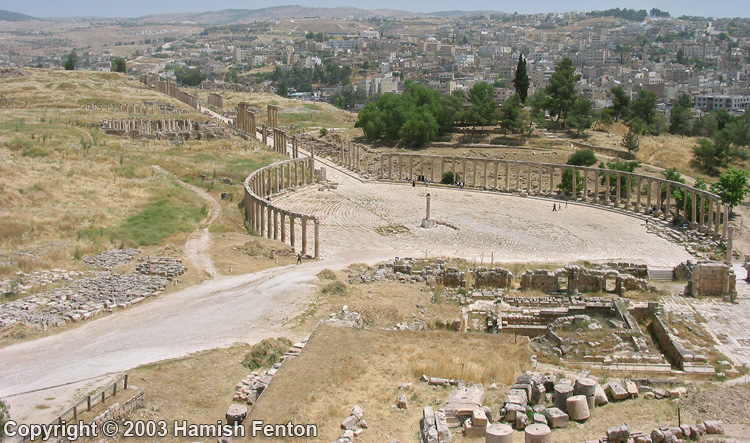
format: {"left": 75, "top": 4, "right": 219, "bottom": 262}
{"left": 272, "top": 163, "right": 694, "bottom": 267}
{"left": 664, "top": 264, "right": 750, "bottom": 367}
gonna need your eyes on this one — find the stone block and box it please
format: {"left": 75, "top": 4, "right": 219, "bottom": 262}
{"left": 704, "top": 420, "right": 724, "bottom": 434}
{"left": 473, "top": 408, "right": 488, "bottom": 427}
{"left": 606, "top": 381, "right": 629, "bottom": 401}
{"left": 594, "top": 383, "right": 609, "bottom": 406}
{"left": 544, "top": 407, "right": 569, "bottom": 428}
{"left": 341, "top": 415, "right": 358, "bottom": 430}
{"left": 463, "top": 418, "right": 487, "bottom": 439}
{"left": 607, "top": 423, "right": 631, "bottom": 442}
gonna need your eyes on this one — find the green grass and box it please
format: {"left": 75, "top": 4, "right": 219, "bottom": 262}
{"left": 78, "top": 181, "right": 204, "bottom": 246}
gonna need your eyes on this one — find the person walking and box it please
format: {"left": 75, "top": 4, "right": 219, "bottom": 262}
{"left": 553, "top": 203, "right": 557, "bottom": 211}
{"left": 296, "top": 252, "right": 302, "bottom": 265}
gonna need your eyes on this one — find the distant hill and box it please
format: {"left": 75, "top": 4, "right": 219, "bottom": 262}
{"left": 0, "top": 9, "right": 38, "bottom": 21}
{"left": 132, "top": 5, "right": 420, "bottom": 25}
{"left": 430, "top": 10, "right": 507, "bottom": 18}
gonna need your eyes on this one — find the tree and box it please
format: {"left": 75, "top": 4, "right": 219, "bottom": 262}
{"left": 601, "top": 160, "right": 641, "bottom": 198}
{"left": 630, "top": 89, "right": 660, "bottom": 134}
{"left": 711, "top": 169, "right": 749, "bottom": 210}
{"left": 527, "top": 91, "right": 552, "bottom": 127}
{"left": 693, "top": 138, "right": 724, "bottom": 173}
{"left": 621, "top": 127, "right": 641, "bottom": 154}
{"left": 499, "top": 93, "right": 524, "bottom": 135}
{"left": 463, "top": 82, "right": 498, "bottom": 129}
{"left": 610, "top": 86, "right": 631, "bottom": 121}
{"left": 276, "top": 80, "right": 288, "bottom": 97}
{"left": 568, "top": 149, "right": 598, "bottom": 166}
{"left": 567, "top": 97, "right": 597, "bottom": 136}
{"left": 512, "top": 54, "right": 530, "bottom": 103}
{"left": 545, "top": 58, "right": 581, "bottom": 124}
{"left": 63, "top": 51, "right": 77, "bottom": 70}
{"left": 670, "top": 94, "right": 694, "bottom": 135}
{"left": 174, "top": 67, "right": 206, "bottom": 86}
{"left": 111, "top": 57, "right": 126, "bottom": 73}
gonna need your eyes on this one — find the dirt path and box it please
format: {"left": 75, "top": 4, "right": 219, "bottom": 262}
{"left": 153, "top": 165, "right": 220, "bottom": 278}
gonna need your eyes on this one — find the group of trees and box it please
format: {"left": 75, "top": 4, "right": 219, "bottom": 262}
{"left": 668, "top": 100, "right": 750, "bottom": 174}
{"left": 586, "top": 7, "right": 649, "bottom": 22}
{"left": 264, "top": 63, "right": 352, "bottom": 96}
{"left": 173, "top": 67, "right": 206, "bottom": 87}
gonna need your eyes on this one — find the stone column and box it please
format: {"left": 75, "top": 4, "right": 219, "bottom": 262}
{"left": 664, "top": 184, "right": 672, "bottom": 220}
{"left": 290, "top": 215, "right": 296, "bottom": 249}
{"left": 550, "top": 166, "right": 555, "bottom": 194}
{"left": 692, "top": 191, "right": 698, "bottom": 226}
{"left": 582, "top": 169, "right": 589, "bottom": 201}
{"left": 646, "top": 180, "right": 652, "bottom": 211}
{"left": 626, "top": 175, "right": 632, "bottom": 209}
{"left": 441, "top": 156, "right": 446, "bottom": 179}
{"left": 494, "top": 161, "right": 499, "bottom": 189}
{"left": 700, "top": 194, "right": 706, "bottom": 228}
{"left": 387, "top": 155, "right": 392, "bottom": 179}
{"left": 409, "top": 155, "right": 414, "bottom": 180}
{"left": 615, "top": 174, "right": 622, "bottom": 207}
{"left": 281, "top": 212, "right": 287, "bottom": 243}
{"left": 605, "top": 171, "right": 611, "bottom": 205}
{"left": 723, "top": 204, "right": 730, "bottom": 240}
{"left": 430, "top": 156, "right": 436, "bottom": 182}
{"left": 267, "top": 206, "right": 273, "bottom": 239}
{"left": 594, "top": 169, "right": 600, "bottom": 203}
{"left": 726, "top": 223, "right": 734, "bottom": 263}
{"left": 636, "top": 177, "right": 642, "bottom": 211}
{"left": 273, "top": 210, "right": 279, "bottom": 240}
{"left": 314, "top": 219, "right": 320, "bottom": 259}
{"left": 301, "top": 218, "right": 308, "bottom": 256}
{"left": 515, "top": 163, "right": 521, "bottom": 192}
{"left": 707, "top": 199, "right": 714, "bottom": 232}
{"left": 483, "top": 159, "right": 489, "bottom": 188}
{"left": 505, "top": 162, "right": 510, "bottom": 191}
{"left": 571, "top": 167, "right": 577, "bottom": 200}
{"left": 462, "top": 159, "right": 467, "bottom": 185}
{"left": 398, "top": 155, "right": 403, "bottom": 180}
{"left": 260, "top": 203, "right": 267, "bottom": 237}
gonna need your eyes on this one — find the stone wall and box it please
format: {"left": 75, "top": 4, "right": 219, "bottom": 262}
{"left": 519, "top": 267, "right": 653, "bottom": 295}
{"left": 684, "top": 261, "right": 736, "bottom": 297}
{"left": 648, "top": 312, "right": 709, "bottom": 370}
{"left": 473, "top": 266, "right": 512, "bottom": 288}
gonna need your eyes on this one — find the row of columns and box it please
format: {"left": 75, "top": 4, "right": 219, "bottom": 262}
{"left": 84, "top": 102, "right": 183, "bottom": 114}
{"left": 243, "top": 158, "right": 320, "bottom": 258}
{"left": 234, "top": 102, "right": 256, "bottom": 139}
{"left": 336, "top": 140, "right": 362, "bottom": 170}
{"left": 380, "top": 154, "right": 729, "bottom": 238}
{"left": 101, "top": 118, "right": 192, "bottom": 134}
{"left": 273, "top": 128, "right": 288, "bottom": 155}
{"left": 267, "top": 104, "right": 279, "bottom": 129}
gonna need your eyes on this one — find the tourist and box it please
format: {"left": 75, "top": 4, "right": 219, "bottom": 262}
{"left": 553, "top": 203, "right": 557, "bottom": 211}
{"left": 296, "top": 252, "right": 302, "bottom": 265}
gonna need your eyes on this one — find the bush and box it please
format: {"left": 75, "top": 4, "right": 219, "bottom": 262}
{"left": 317, "top": 269, "right": 337, "bottom": 280}
{"left": 441, "top": 171, "right": 461, "bottom": 184}
{"left": 567, "top": 149, "right": 597, "bottom": 166}
{"left": 241, "top": 337, "right": 292, "bottom": 371}
{"left": 322, "top": 281, "right": 348, "bottom": 296}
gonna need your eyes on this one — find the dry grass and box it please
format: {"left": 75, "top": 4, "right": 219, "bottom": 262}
{"left": 122, "top": 345, "right": 251, "bottom": 443}
{"left": 249, "top": 324, "right": 533, "bottom": 443}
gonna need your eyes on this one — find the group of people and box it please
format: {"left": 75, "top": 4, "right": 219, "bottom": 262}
{"left": 552, "top": 200, "right": 569, "bottom": 211}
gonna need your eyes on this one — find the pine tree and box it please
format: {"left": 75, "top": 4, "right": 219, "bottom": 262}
{"left": 512, "top": 54, "right": 530, "bottom": 103}
{"left": 545, "top": 58, "right": 581, "bottom": 124}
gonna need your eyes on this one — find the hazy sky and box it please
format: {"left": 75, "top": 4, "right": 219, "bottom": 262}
{"left": 2, "top": 0, "right": 747, "bottom": 19}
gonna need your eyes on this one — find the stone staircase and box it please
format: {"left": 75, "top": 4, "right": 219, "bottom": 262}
{"left": 648, "top": 268, "right": 674, "bottom": 281}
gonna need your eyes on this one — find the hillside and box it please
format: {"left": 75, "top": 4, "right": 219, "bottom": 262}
{"left": 0, "top": 9, "right": 37, "bottom": 21}
{"left": 132, "top": 5, "right": 419, "bottom": 24}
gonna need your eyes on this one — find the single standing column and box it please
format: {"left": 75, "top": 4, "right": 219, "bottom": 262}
{"left": 301, "top": 218, "right": 308, "bottom": 256}
{"left": 309, "top": 157, "right": 315, "bottom": 184}
{"left": 647, "top": 180, "right": 652, "bottom": 210}
{"left": 726, "top": 223, "right": 734, "bottom": 263}
{"left": 398, "top": 155, "right": 403, "bottom": 179}
{"left": 281, "top": 212, "right": 286, "bottom": 243}
{"left": 723, "top": 204, "right": 730, "bottom": 240}
{"left": 267, "top": 206, "right": 273, "bottom": 239}
{"left": 483, "top": 159, "right": 489, "bottom": 188}
{"left": 700, "top": 194, "right": 706, "bottom": 228}
{"left": 473, "top": 159, "right": 478, "bottom": 187}
{"left": 626, "top": 175, "right": 632, "bottom": 209}
{"left": 664, "top": 184, "right": 672, "bottom": 220}
{"left": 290, "top": 216, "right": 296, "bottom": 250}
{"left": 707, "top": 199, "right": 714, "bottom": 232}
{"left": 430, "top": 156, "right": 436, "bottom": 182}
{"left": 683, "top": 187, "right": 689, "bottom": 216}
{"left": 571, "top": 167, "right": 577, "bottom": 200}
{"left": 494, "top": 161, "right": 499, "bottom": 189}
{"left": 409, "top": 155, "right": 414, "bottom": 180}
{"left": 594, "top": 169, "right": 600, "bottom": 202}
{"left": 615, "top": 174, "right": 621, "bottom": 207}
{"left": 605, "top": 171, "right": 612, "bottom": 204}
{"left": 314, "top": 219, "right": 320, "bottom": 259}
{"left": 462, "top": 159, "right": 467, "bottom": 186}
{"left": 515, "top": 163, "right": 521, "bottom": 192}
{"left": 505, "top": 162, "right": 510, "bottom": 191}
{"left": 273, "top": 210, "right": 279, "bottom": 240}
{"left": 691, "top": 191, "right": 698, "bottom": 227}
{"left": 380, "top": 155, "right": 384, "bottom": 179}
{"left": 636, "top": 177, "right": 642, "bottom": 211}
{"left": 260, "top": 203, "right": 267, "bottom": 237}
{"left": 582, "top": 169, "right": 588, "bottom": 201}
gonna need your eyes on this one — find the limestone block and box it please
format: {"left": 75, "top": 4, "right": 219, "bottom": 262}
{"left": 607, "top": 423, "right": 631, "bottom": 442}
{"left": 352, "top": 405, "right": 364, "bottom": 420}
{"left": 553, "top": 384, "right": 574, "bottom": 411}
{"left": 533, "top": 413, "right": 547, "bottom": 425}
{"left": 341, "top": 415, "right": 358, "bottom": 430}
{"left": 625, "top": 380, "right": 639, "bottom": 397}
{"left": 473, "top": 408, "right": 488, "bottom": 427}
{"left": 515, "top": 413, "right": 528, "bottom": 430}
{"left": 606, "top": 381, "right": 629, "bottom": 401}
{"left": 704, "top": 420, "right": 724, "bottom": 434}
{"left": 544, "top": 407, "right": 569, "bottom": 428}
{"left": 464, "top": 418, "right": 487, "bottom": 439}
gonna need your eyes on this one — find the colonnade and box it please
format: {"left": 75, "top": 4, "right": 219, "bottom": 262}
{"left": 243, "top": 157, "right": 320, "bottom": 258}
{"left": 234, "top": 102, "right": 256, "bottom": 139}
{"left": 379, "top": 153, "right": 730, "bottom": 238}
